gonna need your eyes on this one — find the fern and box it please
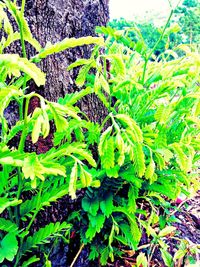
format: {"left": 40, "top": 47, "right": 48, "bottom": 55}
{"left": 131, "top": 143, "right": 146, "bottom": 177}
{"left": 0, "top": 218, "right": 18, "bottom": 233}
{"left": 170, "top": 143, "right": 189, "bottom": 172}
{"left": 21, "top": 222, "right": 70, "bottom": 255}
{"left": 20, "top": 185, "right": 68, "bottom": 219}
{"left": 100, "top": 137, "right": 115, "bottom": 170}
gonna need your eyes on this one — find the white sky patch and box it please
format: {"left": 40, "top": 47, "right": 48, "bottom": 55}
{"left": 109, "top": 0, "right": 183, "bottom": 22}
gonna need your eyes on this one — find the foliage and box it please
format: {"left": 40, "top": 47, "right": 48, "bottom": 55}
{"left": 0, "top": 0, "right": 102, "bottom": 265}
{"left": 173, "top": 0, "right": 200, "bottom": 44}
{"left": 67, "top": 10, "right": 200, "bottom": 266}
{"left": 109, "top": 0, "right": 200, "bottom": 57}
{"left": 0, "top": 1, "right": 199, "bottom": 266}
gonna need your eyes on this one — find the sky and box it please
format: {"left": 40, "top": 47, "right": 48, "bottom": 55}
{"left": 109, "top": 0, "right": 182, "bottom": 23}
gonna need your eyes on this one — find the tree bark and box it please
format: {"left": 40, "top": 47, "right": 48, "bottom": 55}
{"left": 24, "top": 0, "right": 109, "bottom": 122}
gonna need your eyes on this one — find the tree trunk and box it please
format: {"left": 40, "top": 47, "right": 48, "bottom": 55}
{"left": 24, "top": 0, "right": 109, "bottom": 121}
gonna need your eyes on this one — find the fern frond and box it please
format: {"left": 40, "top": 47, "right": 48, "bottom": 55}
{"left": 115, "top": 114, "right": 143, "bottom": 142}
{"left": 0, "top": 218, "right": 18, "bottom": 233}
{"left": 20, "top": 185, "right": 68, "bottom": 219}
{"left": 130, "top": 143, "right": 145, "bottom": 177}
{"left": 101, "top": 137, "right": 115, "bottom": 170}
{"left": 170, "top": 143, "right": 189, "bottom": 172}
{"left": 21, "top": 222, "right": 70, "bottom": 255}
{"left": 98, "top": 126, "right": 113, "bottom": 156}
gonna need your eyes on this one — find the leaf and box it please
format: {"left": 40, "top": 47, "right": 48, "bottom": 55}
{"left": 173, "top": 249, "right": 187, "bottom": 261}
{"left": 21, "top": 222, "right": 70, "bottom": 255}
{"left": 72, "top": 147, "right": 96, "bottom": 167}
{"left": 76, "top": 64, "right": 92, "bottom": 87}
{"left": 0, "top": 233, "right": 18, "bottom": 263}
{"left": 155, "top": 104, "right": 173, "bottom": 124}
{"left": 136, "top": 253, "right": 148, "bottom": 267}
{"left": 21, "top": 256, "right": 40, "bottom": 267}
{"left": 32, "top": 114, "right": 42, "bottom": 143}
{"left": 170, "top": 143, "right": 189, "bottom": 172}
{"left": 85, "top": 225, "right": 96, "bottom": 241}
{"left": 160, "top": 249, "right": 173, "bottom": 267}
{"left": 131, "top": 143, "right": 146, "bottom": 177}
{"left": 100, "top": 247, "right": 110, "bottom": 266}
{"left": 20, "top": 185, "right": 68, "bottom": 219}
{"left": 0, "top": 198, "right": 21, "bottom": 214}
{"left": 0, "top": 54, "right": 45, "bottom": 86}
{"left": 111, "top": 54, "right": 126, "bottom": 79}
{"left": 100, "top": 194, "right": 113, "bottom": 217}
{"left": 22, "top": 154, "right": 45, "bottom": 186}
{"left": 127, "top": 187, "right": 137, "bottom": 214}
{"left": 101, "top": 137, "right": 115, "bottom": 170}
{"left": 0, "top": 218, "right": 18, "bottom": 233}
{"left": 158, "top": 226, "right": 176, "bottom": 237}
{"left": 82, "top": 196, "right": 99, "bottom": 216}
{"left": 116, "top": 114, "right": 143, "bottom": 142}
{"left": 69, "top": 161, "right": 78, "bottom": 199}
{"left": 98, "top": 126, "right": 112, "bottom": 156}
{"left": 99, "top": 74, "right": 110, "bottom": 94}
{"left": 67, "top": 59, "right": 94, "bottom": 71}
{"left": 88, "top": 213, "right": 105, "bottom": 233}
{"left": 37, "top": 36, "right": 104, "bottom": 59}
{"left": 80, "top": 166, "right": 92, "bottom": 187}
{"left": 115, "top": 133, "right": 125, "bottom": 166}
{"left": 145, "top": 157, "right": 155, "bottom": 181}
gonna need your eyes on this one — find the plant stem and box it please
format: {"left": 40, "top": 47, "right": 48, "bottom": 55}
{"left": 15, "top": 167, "right": 23, "bottom": 225}
{"left": 69, "top": 243, "right": 85, "bottom": 267}
{"left": 18, "top": 96, "right": 30, "bottom": 152}
{"left": 141, "top": 9, "right": 174, "bottom": 84}
{"left": 21, "top": 0, "right": 26, "bottom": 15}
{"left": 15, "top": 182, "right": 44, "bottom": 267}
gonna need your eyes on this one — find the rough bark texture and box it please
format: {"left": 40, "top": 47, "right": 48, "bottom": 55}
{"left": 4, "top": 0, "right": 109, "bottom": 125}
{"left": 24, "top": 0, "right": 109, "bottom": 122}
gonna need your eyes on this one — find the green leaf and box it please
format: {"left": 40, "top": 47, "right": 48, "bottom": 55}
{"left": 158, "top": 226, "right": 176, "bottom": 237}
{"left": 80, "top": 166, "right": 92, "bottom": 187}
{"left": 170, "top": 143, "right": 189, "bottom": 172}
{"left": 116, "top": 114, "right": 143, "bottom": 142}
{"left": 88, "top": 213, "right": 105, "bottom": 233}
{"left": 32, "top": 114, "right": 42, "bottom": 143}
{"left": 136, "top": 253, "right": 148, "bottom": 267}
{"left": 21, "top": 256, "right": 40, "bottom": 267}
{"left": 101, "top": 137, "right": 115, "bottom": 170}
{"left": 21, "top": 222, "right": 70, "bottom": 255}
{"left": 99, "top": 74, "right": 110, "bottom": 94}
{"left": 69, "top": 161, "right": 78, "bottom": 199}
{"left": 98, "top": 126, "right": 112, "bottom": 156}
{"left": 131, "top": 143, "right": 146, "bottom": 177}
{"left": 100, "top": 194, "right": 113, "bottom": 217}
{"left": 0, "top": 54, "right": 45, "bottom": 86}
{"left": 160, "top": 249, "right": 173, "bottom": 267}
{"left": 0, "top": 218, "right": 18, "bottom": 233}
{"left": 37, "top": 37, "right": 104, "bottom": 59}
{"left": 173, "top": 249, "right": 187, "bottom": 261}
{"left": 0, "top": 198, "right": 22, "bottom": 214}
{"left": 100, "top": 247, "right": 110, "bottom": 266}
{"left": 82, "top": 196, "right": 99, "bottom": 216}
{"left": 145, "top": 157, "right": 155, "bottom": 181}
{"left": 0, "top": 233, "right": 18, "bottom": 263}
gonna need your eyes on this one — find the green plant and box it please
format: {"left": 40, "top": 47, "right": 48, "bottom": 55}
{"left": 0, "top": 0, "right": 103, "bottom": 265}
{"left": 68, "top": 10, "right": 200, "bottom": 266}
{"left": 1, "top": 1, "right": 199, "bottom": 266}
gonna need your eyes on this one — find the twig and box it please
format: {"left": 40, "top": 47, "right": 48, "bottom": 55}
{"left": 70, "top": 243, "right": 85, "bottom": 267}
